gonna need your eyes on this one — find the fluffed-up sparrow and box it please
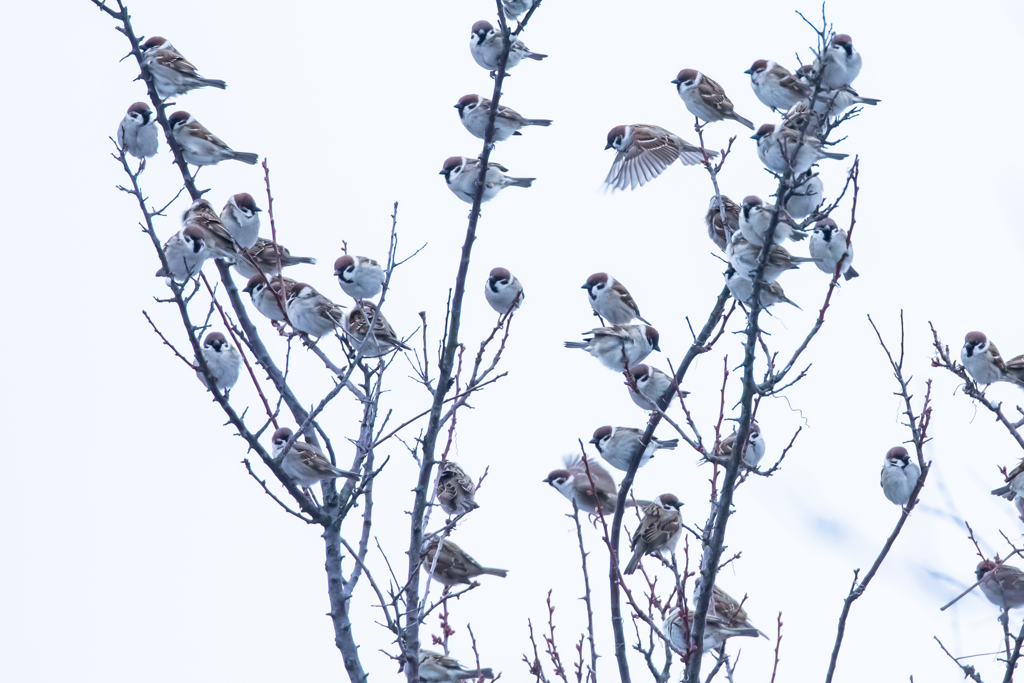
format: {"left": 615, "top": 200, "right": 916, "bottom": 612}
{"left": 243, "top": 274, "right": 295, "bottom": 322}
{"left": 544, "top": 454, "right": 650, "bottom": 514}
{"left": 809, "top": 218, "right": 859, "bottom": 280}
{"left": 272, "top": 427, "right": 359, "bottom": 487}
{"left": 591, "top": 426, "right": 678, "bottom": 472}
{"left": 285, "top": 283, "right": 345, "bottom": 339}
{"left": 582, "top": 273, "right": 648, "bottom": 325}
{"left": 603, "top": 124, "right": 715, "bottom": 192}
{"left": 738, "top": 195, "right": 803, "bottom": 246}
{"left": 961, "top": 332, "right": 1008, "bottom": 386}
{"left": 219, "top": 193, "right": 262, "bottom": 250}
{"left": 182, "top": 198, "right": 238, "bottom": 261}
{"left": 455, "top": 94, "right": 552, "bottom": 141}
{"left": 812, "top": 34, "right": 862, "bottom": 89}
{"left": 752, "top": 123, "right": 848, "bottom": 176}
{"left": 977, "top": 560, "right": 1024, "bottom": 611}
{"left": 628, "top": 364, "right": 686, "bottom": 411}
{"left": 484, "top": 267, "right": 524, "bottom": 314}
{"left": 168, "top": 111, "right": 258, "bottom": 166}
{"left": 342, "top": 301, "right": 410, "bottom": 357}
{"left": 726, "top": 233, "right": 817, "bottom": 283}
{"left": 782, "top": 174, "right": 823, "bottom": 219}
{"left": 156, "top": 225, "right": 209, "bottom": 280}
{"left": 624, "top": 493, "right": 684, "bottom": 574}
{"left": 564, "top": 325, "right": 660, "bottom": 372}
{"left": 140, "top": 36, "right": 226, "bottom": 99}
{"left": 705, "top": 195, "right": 741, "bottom": 252}
{"left": 745, "top": 60, "right": 809, "bottom": 111}
{"left": 420, "top": 536, "right": 507, "bottom": 586}
{"left": 664, "top": 606, "right": 763, "bottom": 652}
{"left": 672, "top": 69, "right": 754, "bottom": 129}
{"left": 117, "top": 102, "right": 159, "bottom": 160}
{"left": 716, "top": 424, "right": 766, "bottom": 468}
{"left": 334, "top": 255, "right": 385, "bottom": 300}
{"left": 470, "top": 20, "right": 546, "bottom": 71}
{"left": 419, "top": 650, "right": 494, "bottom": 682}
{"left": 436, "top": 461, "right": 480, "bottom": 516}
{"left": 880, "top": 446, "right": 920, "bottom": 506}
{"left": 196, "top": 331, "right": 241, "bottom": 393}
{"left": 440, "top": 156, "right": 534, "bottom": 203}
{"left": 232, "top": 238, "right": 317, "bottom": 279}
{"left": 725, "top": 267, "right": 800, "bottom": 311}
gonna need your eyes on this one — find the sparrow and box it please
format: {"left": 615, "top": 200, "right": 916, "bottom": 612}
{"left": 716, "top": 424, "right": 766, "bottom": 468}
{"left": 628, "top": 364, "right": 686, "bottom": 411}
{"left": 484, "top": 267, "right": 524, "bottom": 314}
{"left": 1007, "top": 356, "right": 1024, "bottom": 387}
{"left": 455, "top": 94, "right": 552, "bottom": 142}
{"left": 272, "top": 427, "right": 360, "bottom": 488}
{"left": 117, "top": 102, "right": 159, "bottom": 160}
{"left": 977, "top": 560, "right": 1024, "bottom": 611}
{"left": 582, "top": 273, "right": 648, "bottom": 325}
{"left": 168, "top": 111, "right": 258, "bottom": 166}
{"left": 664, "top": 606, "right": 762, "bottom": 652}
{"left": 603, "top": 124, "right": 715, "bottom": 192}
{"left": 672, "top": 69, "right": 754, "bottom": 129}
{"left": 469, "top": 20, "right": 547, "bottom": 72}
{"left": 285, "top": 283, "right": 345, "bottom": 339}
{"left": 961, "top": 332, "right": 1008, "bottom": 386}
{"left": 440, "top": 156, "right": 534, "bottom": 203}
{"left": 751, "top": 123, "right": 848, "bottom": 176}
{"left": 334, "top": 255, "right": 385, "bottom": 300}
{"left": 624, "top": 493, "right": 684, "bottom": 574}
{"left": 591, "top": 426, "right": 679, "bottom": 472}
{"left": 880, "top": 446, "right": 921, "bottom": 506}
{"left": 813, "top": 34, "right": 862, "bottom": 89}
{"left": 725, "top": 267, "right": 801, "bottom": 311}
{"left": 779, "top": 100, "right": 828, "bottom": 136}
{"left": 782, "top": 174, "right": 824, "bottom": 219}
{"left": 419, "top": 650, "right": 494, "bottom": 682}
{"left": 420, "top": 536, "right": 507, "bottom": 586}
{"left": 705, "top": 195, "right": 741, "bottom": 252}
{"left": 243, "top": 274, "right": 296, "bottom": 322}
{"left": 436, "top": 461, "right": 480, "bottom": 516}
{"left": 139, "top": 36, "right": 226, "bottom": 99}
{"left": 232, "top": 238, "right": 317, "bottom": 279}
{"left": 219, "top": 193, "right": 262, "bottom": 250}
{"left": 738, "top": 195, "right": 803, "bottom": 246}
{"left": 155, "top": 225, "right": 209, "bottom": 280}
{"left": 809, "top": 218, "right": 859, "bottom": 280}
{"left": 745, "top": 60, "right": 809, "bottom": 111}
{"left": 342, "top": 301, "right": 410, "bottom": 357}
{"left": 693, "top": 577, "right": 769, "bottom": 638}
{"left": 544, "top": 454, "right": 650, "bottom": 514}
{"left": 726, "top": 233, "right": 818, "bottom": 283}
{"left": 795, "top": 66, "right": 881, "bottom": 114}
{"left": 500, "top": 0, "right": 533, "bottom": 20}
{"left": 992, "top": 459, "right": 1024, "bottom": 502}
{"left": 182, "top": 198, "right": 238, "bottom": 260}
{"left": 564, "top": 325, "right": 660, "bottom": 372}
{"left": 196, "top": 331, "right": 241, "bottom": 393}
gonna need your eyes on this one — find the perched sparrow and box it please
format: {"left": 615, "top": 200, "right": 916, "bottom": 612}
{"left": 603, "top": 124, "right": 714, "bottom": 192}
{"left": 545, "top": 454, "right": 650, "bottom": 514}
{"left": 436, "top": 461, "right": 480, "bottom": 516}
{"left": 419, "top": 650, "right": 494, "bottom": 682}
{"left": 591, "top": 426, "right": 678, "bottom": 472}
{"left": 272, "top": 427, "right": 359, "bottom": 487}
{"left": 232, "top": 238, "right": 317, "bottom": 279}
{"left": 564, "top": 325, "right": 660, "bottom": 372}
{"left": 809, "top": 218, "right": 859, "bottom": 280}
{"left": 455, "top": 94, "right": 552, "bottom": 142}
{"left": 440, "top": 156, "right": 534, "bottom": 203}
{"left": 420, "top": 536, "right": 507, "bottom": 586}
{"left": 705, "top": 195, "right": 741, "bottom": 251}
{"left": 500, "top": 0, "right": 532, "bottom": 20}
{"left": 672, "top": 69, "right": 754, "bottom": 129}
{"left": 751, "top": 123, "right": 848, "bottom": 176}
{"left": 140, "top": 36, "right": 226, "bottom": 99}
{"left": 168, "top": 111, "right": 258, "bottom": 166}
{"left": 727, "top": 233, "right": 817, "bottom": 284}
{"left": 484, "top": 267, "right": 524, "bottom": 314}
{"left": 1007, "top": 356, "right": 1024, "bottom": 387}
{"left": 196, "top": 331, "right": 241, "bottom": 393}
{"left": 716, "top": 424, "right": 766, "bottom": 468}
{"left": 243, "top": 274, "right": 295, "bottom": 322}
{"left": 738, "top": 195, "right": 803, "bottom": 246}
{"left": 779, "top": 100, "right": 828, "bottom": 136}
{"left": 628, "top": 364, "right": 686, "bottom": 411}
{"left": 155, "top": 225, "right": 209, "bottom": 280}
{"left": 961, "top": 332, "right": 1008, "bottom": 386}
{"left": 342, "top": 301, "right": 410, "bottom": 357}
{"left": 813, "top": 34, "right": 862, "bottom": 89}
{"left": 795, "top": 66, "right": 880, "bottom": 114}
{"left": 334, "top": 255, "right": 385, "bottom": 300}
{"left": 782, "top": 175, "right": 823, "bottom": 219}
{"left": 664, "top": 606, "right": 762, "bottom": 652}
{"left": 880, "top": 446, "right": 921, "bottom": 506}
{"left": 182, "top": 198, "right": 238, "bottom": 261}
{"left": 117, "top": 102, "right": 159, "bottom": 160}
{"left": 725, "top": 267, "right": 800, "bottom": 311}
{"left": 219, "top": 193, "right": 262, "bottom": 250}
{"left": 976, "top": 560, "right": 1024, "bottom": 611}
{"left": 624, "top": 493, "right": 684, "bottom": 574}
{"left": 992, "top": 459, "right": 1024, "bottom": 502}
{"left": 582, "top": 273, "right": 648, "bottom": 325}
{"left": 745, "top": 60, "right": 809, "bottom": 111}
{"left": 702, "top": 582, "right": 768, "bottom": 637}
{"left": 285, "top": 283, "right": 345, "bottom": 338}
{"left": 469, "top": 20, "right": 546, "bottom": 72}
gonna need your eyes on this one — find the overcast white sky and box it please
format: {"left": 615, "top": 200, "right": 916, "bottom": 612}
{"left": 3, "top": 0, "right": 1024, "bottom": 681}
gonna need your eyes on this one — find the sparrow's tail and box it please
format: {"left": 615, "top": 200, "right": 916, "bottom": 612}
{"left": 678, "top": 147, "right": 719, "bottom": 166}
{"left": 732, "top": 113, "right": 755, "bottom": 130}
{"left": 330, "top": 466, "right": 361, "bottom": 480}
{"left": 843, "top": 266, "right": 860, "bottom": 280}
{"left": 469, "top": 668, "right": 495, "bottom": 680}
{"left": 856, "top": 96, "right": 881, "bottom": 106}
{"left": 821, "top": 150, "right": 849, "bottom": 160}
{"left": 657, "top": 438, "right": 680, "bottom": 450}
{"left": 791, "top": 256, "right": 820, "bottom": 263}
{"left": 524, "top": 118, "right": 553, "bottom": 127}
{"left": 526, "top": 52, "right": 548, "bottom": 60}
{"left": 232, "top": 152, "right": 259, "bottom": 165}
{"left": 481, "top": 567, "right": 508, "bottom": 578}
{"left": 564, "top": 341, "right": 589, "bottom": 349}
{"left": 728, "top": 627, "right": 763, "bottom": 639}
{"left": 626, "top": 499, "right": 652, "bottom": 509}
{"left": 199, "top": 78, "right": 227, "bottom": 90}
{"left": 992, "top": 485, "right": 1015, "bottom": 500}
{"left": 624, "top": 549, "right": 644, "bottom": 575}
{"left": 281, "top": 255, "right": 318, "bottom": 267}
{"left": 788, "top": 228, "right": 809, "bottom": 241}
{"left": 507, "top": 176, "right": 535, "bottom": 188}
{"left": 784, "top": 296, "right": 803, "bottom": 310}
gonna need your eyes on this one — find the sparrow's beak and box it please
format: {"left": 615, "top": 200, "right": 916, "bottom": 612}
{"left": 580, "top": 283, "right": 588, "bottom": 289}
{"left": 588, "top": 437, "right": 599, "bottom": 445}
{"left": 438, "top": 169, "right": 446, "bottom": 175}
{"left": 670, "top": 79, "right": 680, "bottom": 85}
{"left": 604, "top": 142, "right": 612, "bottom": 150}
{"left": 743, "top": 68, "right": 753, "bottom": 75}
{"left": 653, "top": 342, "right": 661, "bottom": 352}
{"left": 453, "top": 104, "right": 460, "bottom": 109}
{"left": 254, "top": 207, "right": 263, "bottom": 213}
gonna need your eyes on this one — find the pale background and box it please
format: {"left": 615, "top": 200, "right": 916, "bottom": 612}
{"left": 2, "top": 0, "right": 1024, "bottom": 681}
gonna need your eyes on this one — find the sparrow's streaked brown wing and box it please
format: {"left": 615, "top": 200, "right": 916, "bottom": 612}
{"left": 697, "top": 75, "right": 732, "bottom": 112}
{"left": 990, "top": 342, "right": 1010, "bottom": 373}
{"left": 609, "top": 280, "right": 642, "bottom": 318}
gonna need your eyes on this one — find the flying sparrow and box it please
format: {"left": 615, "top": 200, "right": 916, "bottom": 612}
{"left": 436, "top": 461, "right": 480, "bottom": 516}
{"left": 469, "top": 20, "right": 546, "bottom": 72}
{"left": 727, "top": 233, "right": 817, "bottom": 283}
{"left": 484, "top": 267, "right": 524, "bottom": 314}
{"left": 342, "top": 301, "right": 410, "bottom": 357}
{"left": 738, "top": 195, "right": 803, "bottom": 246}
{"left": 544, "top": 454, "right": 650, "bottom": 514}
{"left": 880, "top": 446, "right": 920, "bottom": 506}
{"left": 272, "top": 427, "right": 359, "bottom": 488}
{"left": 603, "top": 124, "right": 715, "bottom": 192}
{"left": 139, "top": 36, "right": 226, "bottom": 99}
{"left": 705, "top": 195, "right": 741, "bottom": 252}
{"left": 182, "top": 198, "right": 239, "bottom": 261}
{"left": 285, "top": 283, "right": 345, "bottom": 339}
{"left": 168, "top": 111, "right": 258, "bottom": 166}
{"left": 751, "top": 123, "right": 848, "bottom": 176}
{"left": 564, "top": 325, "right": 660, "bottom": 372}
{"left": 243, "top": 274, "right": 295, "bottom": 322}
{"left": 334, "top": 255, "right": 385, "bottom": 300}
{"left": 992, "top": 459, "right": 1024, "bottom": 502}
{"left": 809, "top": 218, "right": 859, "bottom": 280}
{"left": 591, "top": 426, "right": 678, "bottom": 472}
{"left": 781, "top": 174, "right": 823, "bottom": 219}
{"left": 232, "top": 238, "right": 317, "bottom": 279}
{"left": 117, "top": 102, "right": 159, "bottom": 160}
{"left": 455, "top": 94, "right": 552, "bottom": 142}
{"left": 155, "top": 225, "right": 209, "bottom": 280}
{"left": 500, "top": 0, "right": 533, "bottom": 20}
{"left": 628, "top": 364, "right": 686, "bottom": 411}
{"left": 977, "top": 560, "right": 1024, "bottom": 611}
{"left": 725, "top": 266, "right": 801, "bottom": 310}
{"left": 219, "top": 193, "right": 262, "bottom": 250}
{"left": 196, "top": 331, "right": 241, "bottom": 393}
{"left": 672, "top": 69, "right": 754, "bottom": 129}
{"left": 716, "top": 424, "right": 766, "bottom": 468}
{"left": 812, "top": 34, "right": 862, "bottom": 89}
{"left": 624, "top": 493, "right": 684, "bottom": 574}
{"left": 961, "top": 332, "right": 1008, "bottom": 386}
{"left": 419, "top": 650, "right": 494, "bottom": 682}
{"left": 440, "top": 156, "right": 534, "bottom": 203}
{"left": 664, "top": 606, "right": 763, "bottom": 652}
{"left": 745, "top": 60, "right": 809, "bottom": 111}
{"left": 421, "top": 536, "right": 507, "bottom": 586}
{"left": 582, "top": 272, "right": 648, "bottom": 325}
